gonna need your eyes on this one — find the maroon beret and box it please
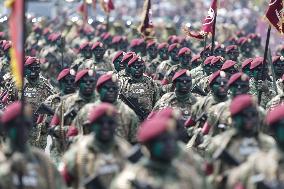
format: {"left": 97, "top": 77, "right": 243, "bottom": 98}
{"left": 211, "top": 56, "right": 225, "bottom": 65}
{"left": 226, "top": 45, "right": 238, "bottom": 53}
{"left": 209, "top": 70, "right": 226, "bottom": 85}
{"left": 167, "top": 35, "right": 177, "bottom": 43}
{"left": 272, "top": 56, "right": 284, "bottom": 64}
{"left": 88, "top": 103, "right": 117, "bottom": 124}
{"left": 168, "top": 43, "right": 178, "bottom": 53}
{"left": 102, "top": 33, "right": 111, "bottom": 40}
{"left": 79, "top": 42, "right": 90, "bottom": 50}
{"left": 230, "top": 94, "right": 256, "bottom": 116}
{"left": 112, "top": 51, "right": 124, "bottom": 63}
{"left": 24, "top": 56, "right": 38, "bottom": 66}
{"left": 128, "top": 55, "right": 143, "bottom": 66}
{"left": 178, "top": 47, "right": 191, "bottom": 57}
{"left": 157, "top": 43, "right": 168, "bottom": 50}
{"left": 221, "top": 60, "right": 237, "bottom": 71}
{"left": 172, "top": 69, "right": 191, "bottom": 82}
{"left": 1, "top": 101, "right": 22, "bottom": 124}
{"left": 96, "top": 72, "right": 117, "bottom": 90}
{"left": 112, "top": 36, "right": 122, "bottom": 44}
{"left": 130, "top": 39, "right": 140, "bottom": 48}
{"left": 204, "top": 56, "right": 215, "bottom": 65}
{"left": 3, "top": 41, "right": 11, "bottom": 51}
{"left": 241, "top": 58, "right": 254, "bottom": 69}
{"left": 50, "top": 33, "right": 61, "bottom": 42}
{"left": 0, "top": 32, "right": 4, "bottom": 38}
{"left": 214, "top": 44, "right": 225, "bottom": 50}
{"left": 66, "top": 126, "right": 79, "bottom": 137}
{"left": 228, "top": 72, "right": 249, "bottom": 87}
{"left": 57, "top": 68, "right": 76, "bottom": 81}
{"left": 146, "top": 41, "right": 156, "bottom": 49}
{"left": 250, "top": 57, "right": 264, "bottom": 70}
{"left": 43, "top": 28, "right": 51, "bottom": 35}
{"left": 91, "top": 42, "right": 104, "bottom": 50}
{"left": 238, "top": 37, "right": 250, "bottom": 46}
{"left": 266, "top": 105, "right": 284, "bottom": 126}
{"left": 137, "top": 117, "right": 176, "bottom": 143}
{"left": 75, "top": 69, "right": 94, "bottom": 83}
{"left": 191, "top": 54, "right": 201, "bottom": 63}
{"left": 122, "top": 52, "right": 135, "bottom": 62}
{"left": 137, "top": 39, "right": 145, "bottom": 46}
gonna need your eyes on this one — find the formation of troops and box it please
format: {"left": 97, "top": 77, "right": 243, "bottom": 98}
{"left": 0, "top": 9, "right": 284, "bottom": 189}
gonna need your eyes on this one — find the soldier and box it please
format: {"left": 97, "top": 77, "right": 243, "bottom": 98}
{"left": 227, "top": 105, "right": 284, "bottom": 189}
{"left": 0, "top": 40, "right": 11, "bottom": 73}
{"left": 191, "top": 54, "right": 202, "bottom": 69}
{"left": 44, "top": 68, "right": 76, "bottom": 165}
{"left": 156, "top": 43, "right": 181, "bottom": 77}
{"left": 49, "top": 69, "right": 96, "bottom": 157}
{"left": 241, "top": 58, "right": 254, "bottom": 77}
{"left": 112, "top": 51, "right": 125, "bottom": 75}
{"left": 221, "top": 60, "right": 239, "bottom": 78}
{"left": 153, "top": 69, "right": 197, "bottom": 123}
{"left": 71, "top": 42, "right": 92, "bottom": 71}
{"left": 238, "top": 37, "right": 253, "bottom": 60}
{"left": 206, "top": 94, "right": 275, "bottom": 189}
{"left": 119, "top": 55, "right": 160, "bottom": 121}
{"left": 225, "top": 45, "right": 240, "bottom": 62}
{"left": 61, "top": 103, "right": 130, "bottom": 189}
{"left": 213, "top": 44, "right": 226, "bottom": 57}
{"left": 73, "top": 72, "right": 139, "bottom": 143}
{"left": 0, "top": 102, "right": 66, "bottom": 189}
{"left": 272, "top": 56, "right": 284, "bottom": 92}
{"left": 146, "top": 41, "right": 158, "bottom": 63}
{"left": 111, "top": 117, "right": 203, "bottom": 189}
{"left": 152, "top": 42, "right": 169, "bottom": 80}
{"left": 266, "top": 74, "right": 284, "bottom": 110}
{"left": 249, "top": 57, "right": 276, "bottom": 107}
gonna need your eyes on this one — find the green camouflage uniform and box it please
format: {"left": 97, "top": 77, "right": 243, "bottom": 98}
{"left": 156, "top": 59, "right": 176, "bottom": 77}
{"left": 78, "top": 57, "right": 113, "bottom": 73}
{"left": 72, "top": 99, "right": 139, "bottom": 143}
{"left": 62, "top": 134, "right": 130, "bottom": 189}
{"left": 266, "top": 92, "right": 284, "bottom": 111}
{"left": 152, "top": 92, "right": 198, "bottom": 122}
{"left": 0, "top": 147, "right": 66, "bottom": 189}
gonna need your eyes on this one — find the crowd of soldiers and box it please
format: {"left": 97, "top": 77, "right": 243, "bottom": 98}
{"left": 0, "top": 11, "right": 284, "bottom": 189}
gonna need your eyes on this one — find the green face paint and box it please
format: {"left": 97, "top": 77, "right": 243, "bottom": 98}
{"left": 98, "top": 81, "right": 119, "bottom": 103}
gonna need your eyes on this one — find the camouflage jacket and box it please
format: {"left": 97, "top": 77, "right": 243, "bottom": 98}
{"left": 78, "top": 57, "right": 113, "bottom": 74}
{"left": 164, "top": 64, "right": 191, "bottom": 83}
{"left": 110, "top": 157, "right": 203, "bottom": 189}
{"left": 63, "top": 134, "right": 130, "bottom": 189}
{"left": 266, "top": 92, "right": 284, "bottom": 111}
{"left": 189, "top": 65, "right": 205, "bottom": 86}
{"left": 119, "top": 75, "right": 161, "bottom": 118}
{"left": 156, "top": 59, "right": 176, "bottom": 77}
{"left": 0, "top": 147, "right": 66, "bottom": 189}
{"left": 227, "top": 147, "right": 284, "bottom": 189}
{"left": 146, "top": 57, "right": 162, "bottom": 76}
{"left": 72, "top": 99, "right": 139, "bottom": 143}
{"left": 152, "top": 92, "right": 198, "bottom": 122}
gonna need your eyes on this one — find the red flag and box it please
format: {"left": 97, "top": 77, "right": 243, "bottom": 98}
{"left": 5, "top": 0, "right": 24, "bottom": 89}
{"left": 77, "top": 0, "right": 88, "bottom": 25}
{"left": 99, "top": 0, "right": 115, "bottom": 13}
{"left": 265, "top": 0, "right": 284, "bottom": 34}
{"left": 107, "top": 0, "right": 115, "bottom": 12}
{"left": 184, "top": 0, "right": 218, "bottom": 39}
{"left": 138, "top": 0, "right": 154, "bottom": 38}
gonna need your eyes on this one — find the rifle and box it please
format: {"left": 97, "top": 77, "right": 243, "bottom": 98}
{"left": 213, "top": 148, "right": 240, "bottom": 167}
{"left": 36, "top": 103, "right": 55, "bottom": 116}
{"left": 191, "top": 85, "right": 207, "bottom": 96}
{"left": 127, "top": 144, "right": 144, "bottom": 163}
{"left": 119, "top": 93, "right": 148, "bottom": 120}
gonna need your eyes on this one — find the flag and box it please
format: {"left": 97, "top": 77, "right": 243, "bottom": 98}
{"left": 5, "top": 0, "right": 24, "bottom": 89}
{"left": 77, "top": 0, "right": 88, "bottom": 25}
{"left": 184, "top": 0, "right": 218, "bottom": 39}
{"left": 92, "top": 0, "right": 97, "bottom": 12}
{"left": 99, "top": 0, "right": 115, "bottom": 14}
{"left": 138, "top": 0, "right": 154, "bottom": 37}
{"left": 265, "top": 0, "right": 284, "bottom": 34}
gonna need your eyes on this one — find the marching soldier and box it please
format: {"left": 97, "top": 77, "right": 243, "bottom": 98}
{"left": 225, "top": 45, "right": 240, "bottom": 62}
{"left": 266, "top": 73, "right": 284, "bottom": 110}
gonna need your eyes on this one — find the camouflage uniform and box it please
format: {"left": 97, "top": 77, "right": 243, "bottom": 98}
{"left": 119, "top": 75, "right": 160, "bottom": 120}
{"left": 266, "top": 92, "right": 284, "bottom": 111}
{"left": 189, "top": 65, "right": 206, "bottom": 86}
{"left": 78, "top": 57, "right": 113, "bottom": 74}
{"left": 110, "top": 157, "right": 203, "bottom": 189}
{"left": 227, "top": 147, "right": 284, "bottom": 189}
{"left": 206, "top": 129, "right": 275, "bottom": 188}
{"left": 0, "top": 147, "right": 66, "bottom": 189}
{"left": 153, "top": 92, "right": 198, "bottom": 123}
{"left": 156, "top": 59, "right": 176, "bottom": 78}
{"left": 62, "top": 135, "right": 130, "bottom": 189}
{"left": 72, "top": 99, "right": 139, "bottom": 143}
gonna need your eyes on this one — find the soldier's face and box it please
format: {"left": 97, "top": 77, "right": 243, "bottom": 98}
{"left": 25, "top": 63, "right": 40, "bottom": 80}
{"left": 147, "top": 46, "right": 158, "bottom": 58}
{"left": 148, "top": 132, "right": 177, "bottom": 162}
{"left": 214, "top": 48, "right": 225, "bottom": 56}
{"left": 93, "top": 116, "right": 116, "bottom": 142}
{"left": 242, "top": 65, "right": 252, "bottom": 77}
{"left": 213, "top": 61, "right": 224, "bottom": 71}
{"left": 82, "top": 48, "right": 92, "bottom": 59}
{"left": 252, "top": 66, "right": 263, "bottom": 79}
{"left": 158, "top": 47, "right": 168, "bottom": 60}
{"left": 79, "top": 76, "right": 96, "bottom": 97}
{"left": 241, "top": 42, "right": 253, "bottom": 55}
{"left": 93, "top": 47, "right": 105, "bottom": 60}
{"left": 224, "top": 66, "right": 239, "bottom": 78}
{"left": 273, "top": 61, "right": 284, "bottom": 76}
{"left": 227, "top": 50, "right": 239, "bottom": 61}
{"left": 99, "top": 81, "right": 119, "bottom": 103}
{"left": 60, "top": 75, "right": 76, "bottom": 95}
{"left": 174, "top": 75, "right": 192, "bottom": 94}
{"left": 113, "top": 55, "right": 124, "bottom": 72}
{"left": 170, "top": 48, "right": 179, "bottom": 62}
{"left": 178, "top": 54, "right": 191, "bottom": 66}
{"left": 129, "top": 61, "right": 145, "bottom": 79}
{"left": 234, "top": 106, "right": 259, "bottom": 135}
{"left": 229, "top": 79, "right": 250, "bottom": 97}
{"left": 211, "top": 77, "right": 228, "bottom": 98}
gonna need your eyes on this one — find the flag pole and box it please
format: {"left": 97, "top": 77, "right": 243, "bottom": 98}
{"left": 257, "top": 25, "right": 271, "bottom": 104}
{"left": 21, "top": 0, "right": 26, "bottom": 105}
{"left": 210, "top": 12, "right": 217, "bottom": 55}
